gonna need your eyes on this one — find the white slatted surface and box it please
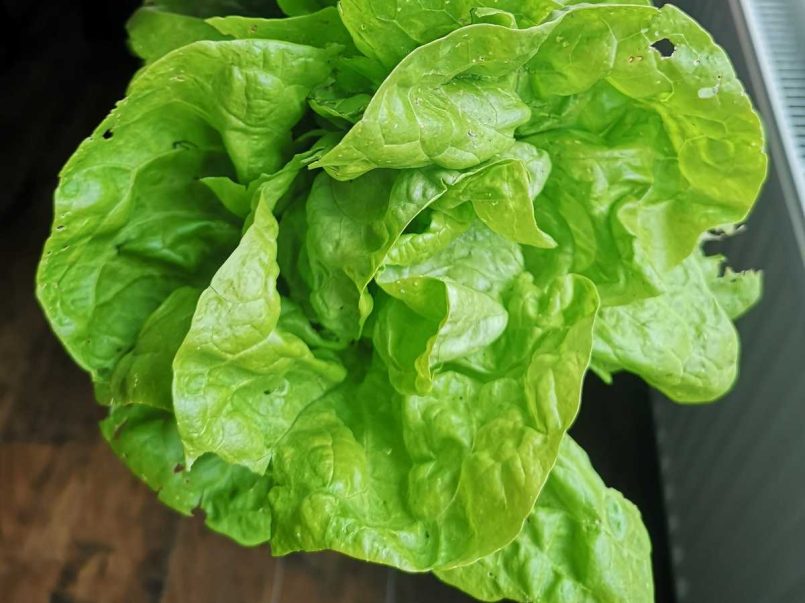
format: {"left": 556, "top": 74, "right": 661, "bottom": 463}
{"left": 741, "top": 0, "right": 805, "bottom": 217}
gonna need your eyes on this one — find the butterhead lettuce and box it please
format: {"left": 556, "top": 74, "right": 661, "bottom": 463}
{"left": 37, "top": 1, "right": 765, "bottom": 601}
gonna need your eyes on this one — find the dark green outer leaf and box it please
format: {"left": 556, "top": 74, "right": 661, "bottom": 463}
{"left": 277, "top": 0, "right": 336, "bottom": 17}
{"left": 106, "top": 287, "right": 201, "bottom": 410}
{"left": 36, "top": 39, "right": 333, "bottom": 380}
{"left": 102, "top": 401, "right": 273, "bottom": 546}
{"left": 147, "top": 0, "right": 282, "bottom": 18}
{"left": 127, "top": 8, "right": 228, "bottom": 63}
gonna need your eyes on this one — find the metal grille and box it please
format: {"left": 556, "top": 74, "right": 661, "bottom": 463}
{"left": 741, "top": 0, "right": 805, "bottom": 217}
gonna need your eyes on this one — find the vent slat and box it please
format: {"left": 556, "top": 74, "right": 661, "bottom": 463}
{"left": 746, "top": 0, "right": 805, "bottom": 174}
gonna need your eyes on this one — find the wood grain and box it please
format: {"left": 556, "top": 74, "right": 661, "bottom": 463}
{"left": 1, "top": 442, "right": 179, "bottom": 603}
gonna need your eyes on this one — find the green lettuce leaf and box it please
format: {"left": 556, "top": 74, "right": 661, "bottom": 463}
{"left": 277, "top": 0, "right": 336, "bottom": 17}
{"left": 269, "top": 273, "right": 598, "bottom": 570}
{"left": 518, "top": 4, "right": 766, "bottom": 304}
{"left": 338, "top": 0, "right": 556, "bottom": 70}
{"left": 36, "top": 39, "right": 333, "bottom": 381}
{"left": 433, "top": 142, "right": 555, "bottom": 248}
{"left": 173, "top": 173, "right": 346, "bottom": 474}
{"left": 303, "top": 169, "right": 405, "bottom": 339}
{"left": 437, "top": 435, "right": 653, "bottom": 603}
{"left": 318, "top": 5, "right": 765, "bottom": 302}
{"left": 127, "top": 8, "right": 228, "bottom": 63}
{"left": 312, "top": 22, "right": 539, "bottom": 180}
{"left": 102, "top": 404, "right": 273, "bottom": 545}
{"left": 207, "top": 7, "right": 354, "bottom": 48}
{"left": 106, "top": 287, "right": 201, "bottom": 410}
{"left": 337, "top": 0, "right": 655, "bottom": 71}
{"left": 128, "top": 6, "right": 353, "bottom": 64}
{"left": 147, "top": 0, "right": 282, "bottom": 18}
{"left": 99, "top": 288, "right": 273, "bottom": 545}
{"left": 35, "top": 2, "right": 769, "bottom": 601}
{"left": 128, "top": 39, "right": 334, "bottom": 182}
{"left": 701, "top": 253, "right": 763, "bottom": 320}
{"left": 308, "top": 55, "right": 384, "bottom": 127}
{"left": 374, "top": 221, "right": 523, "bottom": 395}
{"left": 591, "top": 252, "right": 749, "bottom": 402}
{"left": 304, "top": 146, "right": 554, "bottom": 342}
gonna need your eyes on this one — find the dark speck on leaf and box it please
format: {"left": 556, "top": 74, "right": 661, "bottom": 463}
{"left": 172, "top": 140, "right": 197, "bottom": 150}
{"left": 173, "top": 464, "right": 185, "bottom": 474}
{"left": 112, "top": 420, "right": 128, "bottom": 440}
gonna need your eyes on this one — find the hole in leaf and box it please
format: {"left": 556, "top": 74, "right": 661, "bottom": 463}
{"left": 651, "top": 38, "right": 676, "bottom": 58}
{"left": 102, "top": 129, "right": 113, "bottom": 140}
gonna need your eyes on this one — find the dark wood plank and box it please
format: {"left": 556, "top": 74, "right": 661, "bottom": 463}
{"left": 275, "top": 553, "right": 390, "bottom": 603}
{"left": 1, "top": 442, "right": 179, "bottom": 603}
{"left": 160, "top": 515, "right": 394, "bottom": 603}
{"left": 160, "top": 516, "right": 278, "bottom": 603}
